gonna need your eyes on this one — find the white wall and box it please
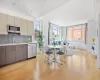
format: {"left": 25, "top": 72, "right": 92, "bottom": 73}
{"left": 87, "top": 19, "right": 97, "bottom": 55}
{"left": 41, "top": 18, "right": 49, "bottom": 46}
{"left": 87, "top": 0, "right": 100, "bottom": 68}
{"left": 95, "top": 1, "right": 100, "bottom": 68}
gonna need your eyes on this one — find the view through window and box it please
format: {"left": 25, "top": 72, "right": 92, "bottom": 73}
{"left": 48, "top": 23, "right": 61, "bottom": 45}
{"left": 67, "top": 24, "right": 86, "bottom": 42}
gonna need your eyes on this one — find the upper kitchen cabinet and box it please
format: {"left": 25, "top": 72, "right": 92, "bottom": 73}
{"left": 20, "top": 19, "right": 28, "bottom": 35}
{"left": 27, "top": 21, "right": 34, "bottom": 36}
{"left": 0, "top": 13, "right": 7, "bottom": 34}
{"left": 14, "top": 17, "right": 21, "bottom": 27}
{"left": 7, "top": 15, "right": 14, "bottom": 26}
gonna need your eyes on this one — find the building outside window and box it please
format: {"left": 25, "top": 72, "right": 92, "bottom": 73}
{"left": 67, "top": 24, "right": 86, "bottom": 43}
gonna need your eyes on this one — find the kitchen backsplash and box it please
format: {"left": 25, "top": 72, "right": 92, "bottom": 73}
{"left": 0, "top": 34, "right": 32, "bottom": 44}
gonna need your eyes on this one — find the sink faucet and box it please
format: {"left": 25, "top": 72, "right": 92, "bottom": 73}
{"left": 13, "top": 35, "right": 15, "bottom": 43}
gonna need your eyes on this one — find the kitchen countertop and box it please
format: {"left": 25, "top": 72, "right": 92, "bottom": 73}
{"left": 0, "top": 42, "right": 37, "bottom": 46}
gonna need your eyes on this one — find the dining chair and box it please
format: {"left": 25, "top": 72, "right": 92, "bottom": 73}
{"left": 43, "top": 46, "right": 53, "bottom": 64}
{"left": 57, "top": 45, "right": 75, "bottom": 63}
{"left": 56, "top": 48, "right": 65, "bottom": 64}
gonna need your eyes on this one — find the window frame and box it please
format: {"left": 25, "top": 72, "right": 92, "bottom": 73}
{"left": 67, "top": 23, "right": 87, "bottom": 43}
{"left": 48, "top": 23, "right": 61, "bottom": 45}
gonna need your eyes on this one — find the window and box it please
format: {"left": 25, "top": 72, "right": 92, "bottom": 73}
{"left": 67, "top": 24, "right": 86, "bottom": 42}
{"left": 34, "top": 21, "right": 40, "bottom": 40}
{"left": 48, "top": 23, "right": 61, "bottom": 45}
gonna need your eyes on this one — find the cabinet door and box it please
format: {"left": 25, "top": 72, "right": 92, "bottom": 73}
{"left": 15, "top": 17, "right": 21, "bottom": 27}
{"left": 15, "top": 44, "right": 27, "bottom": 61}
{"left": 0, "top": 46, "right": 6, "bottom": 66}
{"left": 20, "top": 19, "right": 28, "bottom": 35}
{"left": 15, "top": 45, "right": 24, "bottom": 61}
{"left": 27, "top": 21, "right": 34, "bottom": 36}
{"left": 7, "top": 15, "right": 14, "bottom": 26}
{"left": 6, "top": 46, "right": 16, "bottom": 64}
{"left": 23, "top": 44, "right": 28, "bottom": 60}
{"left": 32, "top": 44, "right": 37, "bottom": 57}
{"left": 0, "top": 13, "right": 7, "bottom": 34}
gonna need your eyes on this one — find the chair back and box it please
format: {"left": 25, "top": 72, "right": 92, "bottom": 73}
{"left": 42, "top": 46, "right": 49, "bottom": 52}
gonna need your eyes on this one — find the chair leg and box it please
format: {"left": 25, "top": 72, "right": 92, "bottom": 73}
{"left": 44, "top": 54, "right": 53, "bottom": 64}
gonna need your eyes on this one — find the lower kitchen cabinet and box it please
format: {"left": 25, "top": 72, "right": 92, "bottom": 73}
{"left": 15, "top": 44, "right": 28, "bottom": 62}
{"left": 0, "top": 46, "right": 6, "bottom": 66}
{"left": 23, "top": 44, "right": 28, "bottom": 60}
{"left": 5, "top": 45, "right": 16, "bottom": 64}
{"left": 0, "top": 43, "right": 36, "bottom": 67}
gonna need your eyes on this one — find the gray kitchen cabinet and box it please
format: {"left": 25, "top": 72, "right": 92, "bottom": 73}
{"left": 0, "top": 46, "right": 6, "bottom": 66}
{"left": 5, "top": 45, "right": 16, "bottom": 64}
{"left": 0, "top": 44, "right": 29, "bottom": 67}
{"left": 15, "top": 44, "right": 28, "bottom": 61}
{"left": 23, "top": 44, "right": 28, "bottom": 60}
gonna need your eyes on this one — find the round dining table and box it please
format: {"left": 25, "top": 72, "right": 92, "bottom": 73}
{"left": 48, "top": 45, "right": 63, "bottom": 64}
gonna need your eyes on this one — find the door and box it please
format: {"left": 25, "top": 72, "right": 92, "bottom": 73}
{"left": 6, "top": 45, "right": 16, "bottom": 64}
{"left": 0, "top": 46, "right": 6, "bottom": 66}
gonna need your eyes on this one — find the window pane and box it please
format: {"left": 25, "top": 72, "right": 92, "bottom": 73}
{"left": 67, "top": 23, "right": 86, "bottom": 42}
{"left": 73, "top": 27, "right": 81, "bottom": 40}
{"left": 82, "top": 28, "right": 85, "bottom": 40}
{"left": 48, "top": 23, "right": 61, "bottom": 45}
{"left": 67, "top": 28, "right": 73, "bottom": 40}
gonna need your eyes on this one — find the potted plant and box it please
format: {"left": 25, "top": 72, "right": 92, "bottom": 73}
{"left": 37, "top": 31, "right": 44, "bottom": 53}
{"left": 91, "top": 38, "right": 96, "bottom": 55}
{"left": 92, "top": 38, "right": 96, "bottom": 42}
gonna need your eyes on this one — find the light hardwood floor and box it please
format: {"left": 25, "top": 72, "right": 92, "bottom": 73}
{"left": 0, "top": 50, "right": 100, "bottom": 80}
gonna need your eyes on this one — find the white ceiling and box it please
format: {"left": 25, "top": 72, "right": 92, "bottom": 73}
{"left": 0, "top": 0, "right": 70, "bottom": 18}
{"left": 40, "top": 0, "right": 95, "bottom": 26}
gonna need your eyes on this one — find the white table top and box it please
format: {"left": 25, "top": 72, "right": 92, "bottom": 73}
{"left": 48, "top": 45, "right": 62, "bottom": 49}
